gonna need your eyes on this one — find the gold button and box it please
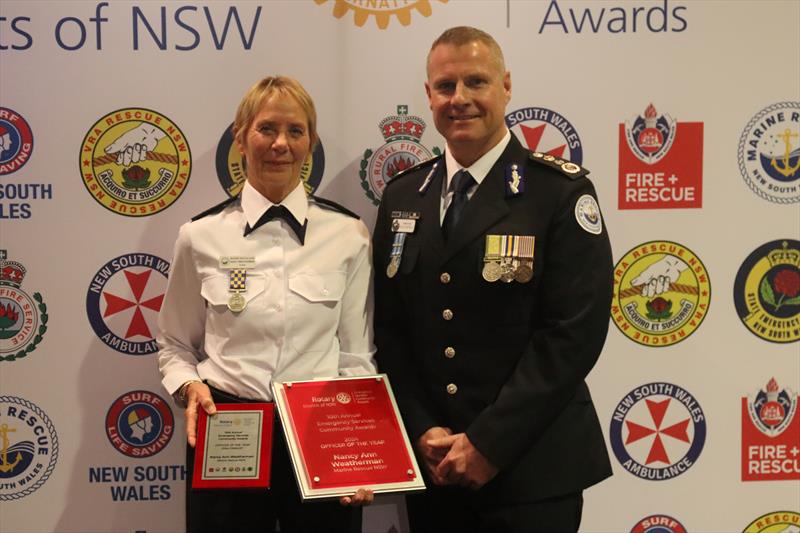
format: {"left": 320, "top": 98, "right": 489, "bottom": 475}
{"left": 444, "top": 347, "right": 455, "bottom": 358}
{"left": 442, "top": 309, "right": 453, "bottom": 321}
{"left": 446, "top": 383, "right": 458, "bottom": 395}
{"left": 440, "top": 272, "right": 451, "bottom": 284}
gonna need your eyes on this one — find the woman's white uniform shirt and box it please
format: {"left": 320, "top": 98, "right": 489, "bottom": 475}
{"left": 157, "top": 180, "right": 376, "bottom": 401}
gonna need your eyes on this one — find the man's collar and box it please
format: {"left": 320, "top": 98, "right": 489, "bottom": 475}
{"left": 444, "top": 130, "right": 512, "bottom": 191}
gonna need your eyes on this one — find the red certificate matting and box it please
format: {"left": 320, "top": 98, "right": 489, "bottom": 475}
{"left": 192, "top": 402, "right": 274, "bottom": 489}
{"left": 273, "top": 374, "right": 424, "bottom": 500}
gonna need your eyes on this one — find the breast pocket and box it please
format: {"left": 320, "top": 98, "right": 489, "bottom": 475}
{"left": 287, "top": 271, "right": 346, "bottom": 353}
{"left": 200, "top": 274, "right": 267, "bottom": 343}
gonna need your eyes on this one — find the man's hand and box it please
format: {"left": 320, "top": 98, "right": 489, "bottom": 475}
{"left": 104, "top": 123, "right": 165, "bottom": 166}
{"left": 416, "top": 426, "right": 453, "bottom": 485}
{"left": 429, "top": 433, "right": 498, "bottom": 490}
{"left": 184, "top": 382, "right": 216, "bottom": 448}
{"left": 338, "top": 488, "right": 374, "bottom": 507}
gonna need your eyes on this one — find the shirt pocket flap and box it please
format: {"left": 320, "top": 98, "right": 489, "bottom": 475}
{"left": 289, "top": 272, "right": 346, "bottom": 303}
{"left": 200, "top": 274, "right": 265, "bottom": 306}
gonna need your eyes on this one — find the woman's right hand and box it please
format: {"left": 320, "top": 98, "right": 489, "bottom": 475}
{"left": 184, "top": 382, "right": 216, "bottom": 447}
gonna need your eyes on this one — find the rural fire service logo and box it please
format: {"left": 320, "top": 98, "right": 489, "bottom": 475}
{"left": 0, "top": 396, "right": 59, "bottom": 501}
{"left": 315, "top": 0, "right": 447, "bottom": 29}
{"left": 630, "top": 515, "right": 688, "bottom": 533}
{"left": 0, "top": 250, "right": 47, "bottom": 362}
{"left": 612, "top": 241, "right": 711, "bottom": 347}
{"left": 738, "top": 101, "right": 800, "bottom": 204}
{"left": 610, "top": 382, "right": 706, "bottom": 481}
{"left": 743, "top": 511, "right": 800, "bottom": 532}
{"left": 80, "top": 108, "right": 191, "bottom": 216}
{"left": 360, "top": 105, "right": 440, "bottom": 206}
{"left": 215, "top": 123, "right": 325, "bottom": 197}
{"left": 86, "top": 253, "right": 169, "bottom": 356}
{"left": 0, "top": 107, "right": 33, "bottom": 175}
{"left": 105, "top": 390, "right": 174, "bottom": 458}
{"left": 506, "top": 106, "right": 583, "bottom": 164}
{"left": 734, "top": 239, "right": 800, "bottom": 344}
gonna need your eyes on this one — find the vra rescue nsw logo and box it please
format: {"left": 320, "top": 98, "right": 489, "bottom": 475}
{"left": 315, "top": 0, "right": 447, "bottom": 29}
{"left": 105, "top": 390, "right": 174, "bottom": 458}
{"left": 742, "top": 511, "right": 800, "bottom": 533}
{"left": 0, "top": 250, "right": 47, "bottom": 362}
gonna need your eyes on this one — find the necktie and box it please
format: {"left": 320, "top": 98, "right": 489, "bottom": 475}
{"left": 243, "top": 205, "right": 307, "bottom": 244}
{"left": 442, "top": 170, "right": 475, "bottom": 240}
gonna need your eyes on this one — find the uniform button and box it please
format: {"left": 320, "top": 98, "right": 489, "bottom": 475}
{"left": 444, "top": 347, "right": 455, "bottom": 358}
{"left": 442, "top": 309, "right": 453, "bottom": 321}
{"left": 322, "top": 287, "right": 329, "bottom": 295}
{"left": 274, "top": 304, "right": 282, "bottom": 311}
{"left": 439, "top": 272, "right": 451, "bottom": 284}
{"left": 446, "top": 383, "right": 458, "bottom": 395}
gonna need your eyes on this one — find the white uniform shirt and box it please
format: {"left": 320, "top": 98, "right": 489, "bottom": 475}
{"left": 157, "top": 181, "right": 376, "bottom": 401}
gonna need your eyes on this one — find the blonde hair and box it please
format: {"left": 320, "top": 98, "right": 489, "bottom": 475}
{"left": 427, "top": 26, "right": 506, "bottom": 75}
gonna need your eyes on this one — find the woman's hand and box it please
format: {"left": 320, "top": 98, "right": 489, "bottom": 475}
{"left": 338, "top": 488, "right": 374, "bottom": 507}
{"left": 184, "top": 382, "right": 216, "bottom": 447}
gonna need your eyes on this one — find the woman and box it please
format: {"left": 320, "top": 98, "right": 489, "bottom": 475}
{"left": 157, "top": 76, "right": 376, "bottom": 533}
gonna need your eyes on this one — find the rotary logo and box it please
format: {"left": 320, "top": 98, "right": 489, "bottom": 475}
{"left": 612, "top": 241, "right": 711, "bottom": 347}
{"left": 360, "top": 105, "right": 440, "bottom": 206}
{"left": 737, "top": 101, "right": 800, "bottom": 204}
{"left": 505, "top": 106, "right": 583, "bottom": 164}
{"left": 86, "top": 253, "right": 169, "bottom": 356}
{"left": 315, "top": 0, "right": 448, "bottom": 29}
{"left": 629, "top": 515, "right": 687, "bottom": 533}
{"left": 610, "top": 382, "right": 706, "bottom": 481}
{"left": 0, "top": 250, "right": 47, "bottom": 362}
{"left": 105, "top": 390, "right": 174, "bottom": 458}
{"left": 335, "top": 392, "right": 352, "bottom": 405}
{"left": 0, "top": 107, "right": 33, "bottom": 175}
{"left": 80, "top": 108, "right": 191, "bottom": 216}
{"left": 742, "top": 511, "right": 800, "bottom": 532}
{"left": 734, "top": 239, "right": 800, "bottom": 344}
{"left": 215, "top": 123, "right": 325, "bottom": 198}
{"left": 0, "top": 396, "right": 59, "bottom": 501}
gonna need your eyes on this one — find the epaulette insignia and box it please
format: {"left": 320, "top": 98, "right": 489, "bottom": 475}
{"left": 387, "top": 154, "right": 443, "bottom": 186}
{"left": 191, "top": 196, "right": 239, "bottom": 222}
{"left": 529, "top": 152, "right": 589, "bottom": 180}
{"left": 310, "top": 195, "right": 360, "bottom": 219}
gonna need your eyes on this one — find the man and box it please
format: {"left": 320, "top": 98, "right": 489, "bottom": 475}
{"left": 373, "top": 27, "right": 613, "bottom": 532}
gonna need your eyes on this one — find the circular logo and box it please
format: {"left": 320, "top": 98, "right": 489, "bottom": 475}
{"left": 315, "top": 0, "right": 447, "bottom": 29}
{"left": 336, "top": 392, "right": 352, "bottom": 405}
{"left": 742, "top": 511, "right": 800, "bottom": 532}
{"left": 505, "top": 107, "right": 583, "bottom": 164}
{"left": 610, "top": 382, "right": 706, "bottom": 481}
{"left": 737, "top": 101, "right": 800, "bottom": 204}
{"left": 364, "top": 139, "right": 433, "bottom": 204}
{"left": 734, "top": 239, "right": 800, "bottom": 344}
{"left": 748, "top": 378, "right": 797, "bottom": 437}
{"left": 105, "top": 390, "right": 174, "bottom": 458}
{"left": 574, "top": 194, "right": 602, "bottom": 235}
{"left": 86, "top": 253, "right": 169, "bottom": 356}
{"left": 612, "top": 241, "right": 711, "bottom": 347}
{"left": 0, "top": 107, "right": 34, "bottom": 176}
{"left": 630, "top": 515, "right": 687, "bottom": 533}
{"left": 625, "top": 103, "right": 676, "bottom": 164}
{"left": 79, "top": 108, "right": 191, "bottom": 216}
{"left": 0, "top": 396, "right": 59, "bottom": 500}
{"left": 215, "top": 123, "right": 325, "bottom": 198}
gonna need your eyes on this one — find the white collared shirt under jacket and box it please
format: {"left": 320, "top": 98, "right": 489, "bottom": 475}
{"left": 157, "top": 182, "right": 376, "bottom": 401}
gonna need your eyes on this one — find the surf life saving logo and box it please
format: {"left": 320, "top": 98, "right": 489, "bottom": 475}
{"left": 0, "top": 107, "right": 33, "bottom": 176}
{"left": 0, "top": 250, "right": 47, "bottom": 362}
{"left": 742, "top": 377, "right": 800, "bottom": 482}
{"left": 742, "top": 511, "right": 800, "bottom": 533}
{"left": 0, "top": 396, "right": 59, "bottom": 501}
{"left": 506, "top": 106, "right": 583, "bottom": 165}
{"left": 619, "top": 103, "right": 703, "bottom": 209}
{"left": 610, "top": 382, "right": 706, "bottom": 481}
{"left": 612, "top": 241, "right": 711, "bottom": 347}
{"left": 738, "top": 101, "right": 800, "bottom": 204}
{"left": 734, "top": 239, "right": 800, "bottom": 344}
{"left": 105, "top": 390, "right": 174, "bottom": 458}
{"left": 215, "top": 123, "right": 325, "bottom": 198}
{"left": 80, "top": 108, "right": 191, "bottom": 216}
{"left": 360, "top": 105, "right": 440, "bottom": 206}
{"left": 315, "top": 0, "right": 447, "bottom": 29}
{"left": 86, "top": 253, "right": 169, "bottom": 356}
{"left": 629, "top": 515, "right": 688, "bottom": 533}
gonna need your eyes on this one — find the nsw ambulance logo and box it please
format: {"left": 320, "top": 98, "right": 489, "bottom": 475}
{"left": 506, "top": 106, "right": 583, "bottom": 164}
{"left": 105, "top": 390, "right": 174, "bottom": 458}
{"left": 80, "top": 108, "right": 191, "bottom": 216}
{"left": 0, "top": 250, "right": 47, "bottom": 362}
{"left": 315, "top": 0, "right": 448, "bottom": 29}
{"left": 0, "top": 107, "right": 33, "bottom": 176}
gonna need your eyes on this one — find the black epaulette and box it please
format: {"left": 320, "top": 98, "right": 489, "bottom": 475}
{"left": 386, "top": 154, "right": 443, "bottom": 187}
{"left": 191, "top": 196, "right": 239, "bottom": 222}
{"left": 529, "top": 152, "right": 589, "bottom": 180}
{"left": 309, "top": 195, "right": 360, "bottom": 219}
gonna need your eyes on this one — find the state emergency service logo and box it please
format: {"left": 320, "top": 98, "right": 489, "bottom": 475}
{"left": 0, "top": 396, "right": 59, "bottom": 501}
{"left": 742, "top": 511, "right": 800, "bottom": 532}
{"left": 105, "top": 390, "right": 174, "bottom": 458}
{"left": 629, "top": 515, "right": 687, "bottom": 533}
{"left": 79, "top": 108, "right": 191, "bottom": 216}
{"left": 505, "top": 106, "right": 583, "bottom": 164}
{"left": 315, "top": 0, "right": 447, "bottom": 29}
{"left": 0, "top": 107, "right": 33, "bottom": 175}
{"left": 215, "top": 123, "right": 325, "bottom": 197}
{"left": 734, "top": 239, "right": 800, "bottom": 344}
{"left": 86, "top": 253, "right": 169, "bottom": 356}
{"left": 612, "top": 241, "right": 711, "bottom": 347}
{"left": 737, "top": 101, "right": 800, "bottom": 204}
{"left": 360, "top": 105, "right": 440, "bottom": 206}
{"left": 742, "top": 377, "right": 800, "bottom": 482}
{"left": 610, "top": 382, "right": 706, "bottom": 481}
{"left": 0, "top": 250, "right": 47, "bottom": 362}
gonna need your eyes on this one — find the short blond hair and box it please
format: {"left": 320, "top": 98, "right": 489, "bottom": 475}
{"left": 232, "top": 76, "right": 318, "bottom": 149}
{"left": 427, "top": 26, "right": 506, "bottom": 76}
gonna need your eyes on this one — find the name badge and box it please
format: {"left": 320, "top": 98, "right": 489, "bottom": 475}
{"left": 391, "top": 219, "right": 417, "bottom": 233}
{"left": 219, "top": 256, "right": 256, "bottom": 269}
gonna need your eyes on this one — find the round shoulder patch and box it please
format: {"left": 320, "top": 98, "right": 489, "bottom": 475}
{"left": 574, "top": 194, "right": 602, "bottom": 234}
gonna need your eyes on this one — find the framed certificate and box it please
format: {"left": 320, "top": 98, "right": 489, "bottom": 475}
{"left": 272, "top": 374, "right": 425, "bottom": 500}
{"left": 192, "top": 403, "right": 274, "bottom": 489}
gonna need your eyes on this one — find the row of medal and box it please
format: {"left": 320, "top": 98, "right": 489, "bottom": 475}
{"left": 483, "top": 235, "right": 535, "bottom": 283}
